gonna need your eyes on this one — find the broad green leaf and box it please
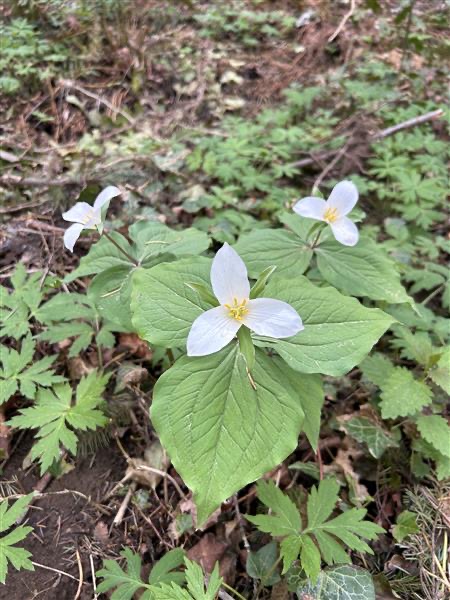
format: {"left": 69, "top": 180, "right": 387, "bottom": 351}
{"left": 297, "top": 565, "right": 376, "bottom": 600}
{"left": 65, "top": 232, "right": 136, "bottom": 282}
{"left": 340, "top": 416, "right": 398, "bottom": 459}
{"left": 315, "top": 238, "right": 412, "bottom": 304}
{"left": 280, "top": 535, "right": 302, "bottom": 575}
{"left": 0, "top": 495, "right": 35, "bottom": 584}
{"left": 151, "top": 346, "right": 305, "bottom": 525}
{"left": 392, "top": 511, "right": 419, "bottom": 542}
{"left": 272, "top": 358, "right": 323, "bottom": 450}
{"left": 261, "top": 276, "right": 395, "bottom": 376}
{"left": 246, "top": 541, "right": 280, "bottom": 586}
{"left": 88, "top": 265, "right": 138, "bottom": 331}
{"left": 129, "top": 221, "right": 210, "bottom": 264}
{"left": 379, "top": 368, "right": 433, "bottom": 419}
{"left": 131, "top": 258, "right": 212, "bottom": 349}
{"left": 416, "top": 415, "right": 450, "bottom": 458}
{"left": 429, "top": 347, "right": 450, "bottom": 394}
{"left": 234, "top": 229, "right": 313, "bottom": 280}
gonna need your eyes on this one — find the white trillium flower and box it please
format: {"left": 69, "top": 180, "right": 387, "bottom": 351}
{"left": 62, "top": 185, "right": 121, "bottom": 252}
{"left": 293, "top": 180, "right": 359, "bottom": 246}
{"left": 187, "top": 243, "right": 304, "bottom": 357}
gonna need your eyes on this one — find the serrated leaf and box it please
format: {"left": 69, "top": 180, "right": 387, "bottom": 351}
{"left": 297, "top": 565, "right": 376, "bottom": 600}
{"left": 416, "top": 415, "right": 450, "bottom": 458}
{"left": 0, "top": 337, "right": 64, "bottom": 404}
{"left": 262, "top": 276, "right": 395, "bottom": 376}
{"left": 151, "top": 346, "right": 305, "bottom": 525}
{"left": 429, "top": 347, "right": 450, "bottom": 394}
{"left": 315, "top": 238, "right": 412, "bottom": 305}
{"left": 246, "top": 480, "right": 301, "bottom": 536}
{"left": 7, "top": 372, "right": 108, "bottom": 473}
{"left": 392, "top": 510, "right": 419, "bottom": 542}
{"left": 0, "top": 495, "right": 35, "bottom": 584}
{"left": 234, "top": 229, "right": 313, "bottom": 279}
{"left": 359, "top": 353, "right": 395, "bottom": 387}
{"left": 96, "top": 547, "right": 149, "bottom": 599}
{"left": 379, "top": 368, "right": 433, "bottom": 419}
{"left": 148, "top": 548, "right": 186, "bottom": 587}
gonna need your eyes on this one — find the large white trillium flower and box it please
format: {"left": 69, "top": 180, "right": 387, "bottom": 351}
{"left": 187, "top": 243, "right": 304, "bottom": 357}
{"left": 293, "top": 180, "right": 359, "bottom": 246}
{"left": 62, "top": 185, "right": 121, "bottom": 252}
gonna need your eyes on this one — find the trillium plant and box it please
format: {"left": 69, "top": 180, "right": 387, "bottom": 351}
{"left": 62, "top": 180, "right": 409, "bottom": 525}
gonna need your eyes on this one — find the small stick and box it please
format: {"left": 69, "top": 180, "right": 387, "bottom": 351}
{"left": 74, "top": 548, "right": 84, "bottom": 600}
{"left": 113, "top": 482, "right": 136, "bottom": 526}
{"left": 374, "top": 108, "right": 444, "bottom": 139}
{"left": 60, "top": 79, "right": 137, "bottom": 125}
{"left": 89, "top": 554, "right": 98, "bottom": 600}
{"left": 233, "top": 495, "right": 250, "bottom": 552}
{"left": 31, "top": 561, "right": 81, "bottom": 582}
{"left": 328, "top": 0, "right": 356, "bottom": 42}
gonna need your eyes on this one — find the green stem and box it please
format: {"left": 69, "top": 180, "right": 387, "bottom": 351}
{"left": 221, "top": 583, "right": 247, "bottom": 600}
{"left": 102, "top": 230, "right": 138, "bottom": 266}
{"left": 310, "top": 228, "right": 323, "bottom": 249}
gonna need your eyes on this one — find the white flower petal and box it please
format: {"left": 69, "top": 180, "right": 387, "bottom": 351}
{"left": 63, "top": 223, "right": 84, "bottom": 252}
{"left": 93, "top": 185, "right": 121, "bottom": 210}
{"left": 293, "top": 197, "right": 327, "bottom": 221}
{"left": 62, "top": 202, "right": 94, "bottom": 223}
{"left": 330, "top": 217, "right": 359, "bottom": 246}
{"left": 327, "top": 180, "right": 358, "bottom": 215}
{"left": 210, "top": 243, "right": 250, "bottom": 305}
{"left": 187, "top": 306, "right": 241, "bottom": 356}
{"left": 242, "top": 298, "right": 304, "bottom": 338}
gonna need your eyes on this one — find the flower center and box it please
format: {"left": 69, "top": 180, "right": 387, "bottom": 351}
{"left": 80, "top": 209, "right": 96, "bottom": 225}
{"left": 323, "top": 206, "right": 339, "bottom": 223}
{"left": 224, "top": 298, "right": 249, "bottom": 321}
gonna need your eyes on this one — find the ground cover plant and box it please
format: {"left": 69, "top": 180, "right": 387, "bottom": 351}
{"left": 0, "top": 1, "right": 449, "bottom": 599}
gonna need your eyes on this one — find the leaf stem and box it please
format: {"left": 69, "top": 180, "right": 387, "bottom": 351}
{"left": 102, "top": 230, "right": 139, "bottom": 266}
{"left": 310, "top": 228, "right": 323, "bottom": 249}
{"left": 221, "top": 583, "right": 247, "bottom": 600}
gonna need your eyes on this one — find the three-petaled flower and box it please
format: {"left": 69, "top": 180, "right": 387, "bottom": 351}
{"left": 293, "top": 180, "right": 359, "bottom": 246}
{"left": 62, "top": 186, "right": 121, "bottom": 252}
{"left": 187, "top": 243, "right": 303, "bottom": 356}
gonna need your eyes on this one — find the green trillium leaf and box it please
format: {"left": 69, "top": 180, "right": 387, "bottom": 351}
{"left": 260, "top": 276, "right": 395, "bottom": 376}
{"left": 151, "top": 346, "right": 305, "bottom": 525}
{"left": 315, "top": 238, "right": 413, "bottom": 305}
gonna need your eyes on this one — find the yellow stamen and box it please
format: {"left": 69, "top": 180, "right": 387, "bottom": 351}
{"left": 80, "top": 209, "right": 96, "bottom": 225}
{"left": 224, "top": 297, "right": 249, "bottom": 321}
{"left": 323, "top": 206, "right": 339, "bottom": 223}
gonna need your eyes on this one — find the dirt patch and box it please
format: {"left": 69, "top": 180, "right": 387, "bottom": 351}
{"left": 2, "top": 438, "right": 126, "bottom": 600}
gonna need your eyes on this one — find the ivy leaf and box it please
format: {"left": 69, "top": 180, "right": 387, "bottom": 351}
{"left": 0, "top": 336, "right": 64, "bottom": 404}
{"left": 379, "top": 368, "right": 433, "bottom": 419}
{"left": 262, "top": 276, "right": 395, "bottom": 376}
{"left": 416, "top": 415, "right": 450, "bottom": 458}
{"left": 7, "top": 371, "right": 109, "bottom": 473}
{"left": 246, "top": 541, "right": 281, "bottom": 587}
{"left": 339, "top": 416, "right": 398, "bottom": 459}
{"left": 0, "top": 494, "right": 35, "bottom": 584}
{"left": 315, "top": 238, "right": 412, "bottom": 305}
{"left": 296, "top": 565, "right": 376, "bottom": 600}
{"left": 151, "top": 346, "right": 305, "bottom": 525}
{"left": 234, "top": 228, "right": 313, "bottom": 279}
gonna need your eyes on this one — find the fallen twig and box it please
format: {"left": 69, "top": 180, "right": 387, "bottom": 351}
{"left": 328, "top": 0, "right": 356, "bottom": 42}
